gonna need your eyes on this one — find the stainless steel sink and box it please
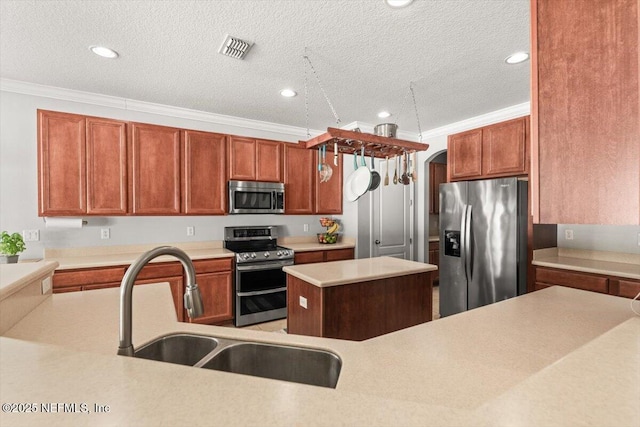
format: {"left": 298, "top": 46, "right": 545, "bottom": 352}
{"left": 198, "top": 342, "right": 342, "bottom": 388}
{"left": 134, "top": 333, "right": 218, "bottom": 366}
{"left": 131, "top": 333, "right": 342, "bottom": 388}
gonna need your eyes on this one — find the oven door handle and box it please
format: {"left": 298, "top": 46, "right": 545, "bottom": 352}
{"left": 236, "top": 261, "right": 293, "bottom": 271}
{"left": 237, "top": 286, "right": 287, "bottom": 297}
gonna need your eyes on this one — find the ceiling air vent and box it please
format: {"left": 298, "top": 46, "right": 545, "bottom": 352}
{"left": 218, "top": 34, "right": 253, "bottom": 60}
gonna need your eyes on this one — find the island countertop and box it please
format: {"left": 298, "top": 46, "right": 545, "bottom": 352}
{"left": 283, "top": 256, "right": 437, "bottom": 287}
{"left": 1, "top": 279, "right": 638, "bottom": 426}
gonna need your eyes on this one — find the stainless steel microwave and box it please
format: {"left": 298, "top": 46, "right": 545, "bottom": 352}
{"left": 228, "top": 181, "right": 285, "bottom": 214}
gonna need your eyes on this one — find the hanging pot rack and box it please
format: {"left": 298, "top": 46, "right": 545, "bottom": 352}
{"left": 301, "top": 127, "right": 428, "bottom": 159}
{"left": 301, "top": 52, "right": 429, "bottom": 159}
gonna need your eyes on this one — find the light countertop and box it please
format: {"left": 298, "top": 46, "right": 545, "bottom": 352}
{"left": 1, "top": 274, "right": 638, "bottom": 425}
{"left": 0, "top": 261, "right": 59, "bottom": 300}
{"left": 44, "top": 242, "right": 234, "bottom": 270}
{"left": 533, "top": 248, "right": 640, "bottom": 280}
{"left": 279, "top": 236, "right": 356, "bottom": 253}
{"left": 283, "top": 256, "right": 436, "bottom": 287}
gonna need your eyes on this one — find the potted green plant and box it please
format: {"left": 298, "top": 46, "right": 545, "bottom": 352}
{"left": 0, "top": 231, "right": 26, "bottom": 264}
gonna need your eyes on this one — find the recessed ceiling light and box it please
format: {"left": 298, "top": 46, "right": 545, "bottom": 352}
{"left": 505, "top": 51, "right": 529, "bottom": 64}
{"left": 385, "top": 0, "right": 414, "bottom": 8}
{"left": 89, "top": 45, "right": 119, "bottom": 59}
{"left": 378, "top": 111, "right": 391, "bottom": 119}
{"left": 280, "top": 89, "right": 297, "bottom": 98}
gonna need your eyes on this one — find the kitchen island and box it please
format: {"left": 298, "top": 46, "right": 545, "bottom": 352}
{"left": 0, "top": 265, "right": 638, "bottom": 426}
{"left": 283, "top": 256, "right": 436, "bottom": 340}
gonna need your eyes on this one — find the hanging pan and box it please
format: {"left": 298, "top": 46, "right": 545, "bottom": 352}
{"left": 369, "top": 153, "right": 381, "bottom": 191}
{"left": 345, "top": 151, "right": 361, "bottom": 202}
{"left": 350, "top": 147, "right": 372, "bottom": 200}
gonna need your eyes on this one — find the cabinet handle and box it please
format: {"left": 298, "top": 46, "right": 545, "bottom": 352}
{"left": 374, "top": 240, "right": 381, "bottom": 244}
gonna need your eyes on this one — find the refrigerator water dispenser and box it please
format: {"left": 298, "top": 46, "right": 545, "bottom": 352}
{"left": 444, "top": 230, "right": 461, "bottom": 257}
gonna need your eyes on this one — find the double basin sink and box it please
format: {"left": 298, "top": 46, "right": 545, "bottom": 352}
{"left": 134, "top": 333, "right": 342, "bottom": 389}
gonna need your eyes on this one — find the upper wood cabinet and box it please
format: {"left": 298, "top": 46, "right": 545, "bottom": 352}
{"left": 448, "top": 128, "right": 483, "bottom": 181}
{"left": 182, "top": 130, "right": 226, "bottom": 215}
{"left": 86, "top": 117, "right": 128, "bottom": 215}
{"left": 284, "top": 144, "right": 315, "bottom": 214}
{"left": 228, "top": 136, "right": 282, "bottom": 182}
{"left": 531, "top": 0, "right": 639, "bottom": 224}
{"left": 448, "top": 116, "right": 529, "bottom": 182}
{"left": 38, "top": 110, "right": 87, "bottom": 216}
{"left": 429, "top": 162, "right": 447, "bottom": 214}
{"left": 315, "top": 150, "right": 343, "bottom": 214}
{"left": 128, "top": 123, "right": 181, "bottom": 215}
{"left": 38, "top": 110, "right": 127, "bottom": 216}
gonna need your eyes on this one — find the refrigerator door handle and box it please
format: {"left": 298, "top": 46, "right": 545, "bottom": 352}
{"left": 460, "top": 204, "right": 469, "bottom": 283}
{"left": 465, "top": 205, "right": 472, "bottom": 281}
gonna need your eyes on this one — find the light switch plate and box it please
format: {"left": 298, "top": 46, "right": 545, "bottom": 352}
{"left": 299, "top": 296, "right": 307, "bottom": 309}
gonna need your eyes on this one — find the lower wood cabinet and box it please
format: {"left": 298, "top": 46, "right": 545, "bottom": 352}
{"left": 294, "top": 248, "right": 355, "bottom": 265}
{"left": 52, "top": 257, "right": 234, "bottom": 324}
{"left": 534, "top": 266, "right": 640, "bottom": 298}
{"left": 187, "top": 258, "right": 233, "bottom": 325}
{"left": 428, "top": 241, "right": 439, "bottom": 283}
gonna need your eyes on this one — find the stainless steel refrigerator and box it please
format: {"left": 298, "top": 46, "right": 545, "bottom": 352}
{"left": 439, "top": 177, "right": 527, "bottom": 317}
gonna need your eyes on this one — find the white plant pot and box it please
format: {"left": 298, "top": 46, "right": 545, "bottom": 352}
{"left": 0, "top": 255, "right": 19, "bottom": 264}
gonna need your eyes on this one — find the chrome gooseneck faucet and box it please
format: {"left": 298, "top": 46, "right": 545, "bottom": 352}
{"left": 117, "top": 246, "right": 204, "bottom": 356}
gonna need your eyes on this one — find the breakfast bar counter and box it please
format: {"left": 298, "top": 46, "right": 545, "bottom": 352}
{"left": 0, "top": 264, "right": 638, "bottom": 426}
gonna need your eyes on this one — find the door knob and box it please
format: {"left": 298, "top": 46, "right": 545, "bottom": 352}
{"left": 374, "top": 240, "right": 381, "bottom": 244}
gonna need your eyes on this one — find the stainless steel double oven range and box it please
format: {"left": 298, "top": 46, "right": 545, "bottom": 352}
{"left": 224, "top": 226, "right": 294, "bottom": 327}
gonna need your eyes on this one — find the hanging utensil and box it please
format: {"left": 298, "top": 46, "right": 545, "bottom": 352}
{"left": 333, "top": 142, "right": 338, "bottom": 166}
{"left": 323, "top": 145, "right": 333, "bottom": 182}
{"left": 384, "top": 156, "right": 389, "bottom": 186}
{"left": 393, "top": 155, "right": 398, "bottom": 185}
{"left": 411, "top": 151, "right": 418, "bottom": 182}
{"left": 369, "top": 153, "right": 381, "bottom": 191}
{"left": 402, "top": 152, "right": 410, "bottom": 185}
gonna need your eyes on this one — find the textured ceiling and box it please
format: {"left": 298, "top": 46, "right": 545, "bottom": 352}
{"left": 0, "top": 0, "right": 530, "bottom": 134}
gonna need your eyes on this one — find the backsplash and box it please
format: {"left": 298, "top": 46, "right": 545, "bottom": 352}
{"left": 557, "top": 224, "right": 640, "bottom": 254}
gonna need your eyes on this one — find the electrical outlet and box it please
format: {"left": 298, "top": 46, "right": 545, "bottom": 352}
{"left": 637, "top": 232, "right": 640, "bottom": 246}
{"left": 41, "top": 276, "right": 52, "bottom": 295}
{"left": 564, "top": 229, "right": 574, "bottom": 240}
{"left": 299, "top": 296, "right": 307, "bottom": 309}
{"left": 101, "top": 228, "right": 110, "bottom": 239}
{"left": 22, "top": 229, "right": 40, "bottom": 242}
{"left": 303, "top": 224, "right": 309, "bottom": 232}
{"left": 187, "top": 226, "right": 195, "bottom": 236}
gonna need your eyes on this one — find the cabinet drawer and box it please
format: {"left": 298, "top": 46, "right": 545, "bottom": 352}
{"left": 325, "top": 248, "right": 354, "bottom": 262}
{"left": 53, "top": 266, "right": 126, "bottom": 288}
{"left": 53, "top": 286, "right": 82, "bottom": 293}
{"left": 611, "top": 279, "right": 640, "bottom": 299}
{"left": 136, "top": 262, "right": 183, "bottom": 280}
{"left": 193, "top": 258, "right": 233, "bottom": 274}
{"left": 429, "top": 241, "right": 439, "bottom": 251}
{"left": 295, "top": 251, "right": 324, "bottom": 265}
{"left": 83, "top": 282, "right": 120, "bottom": 291}
{"left": 535, "top": 268, "right": 609, "bottom": 294}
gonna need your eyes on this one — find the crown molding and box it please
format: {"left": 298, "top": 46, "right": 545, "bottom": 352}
{"left": 420, "top": 102, "right": 531, "bottom": 140}
{"left": 1, "top": 79, "right": 530, "bottom": 142}
{"left": 0, "top": 78, "right": 321, "bottom": 138}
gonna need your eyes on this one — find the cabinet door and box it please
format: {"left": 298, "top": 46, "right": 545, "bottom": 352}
{"left": 535, "top": 267, "right": 609, "bottom": 294}
{"left": 228, "top": 136, "right": 256, "bottom": 181}
{"left": 482, "top": 116, "right": 528, "bottom": 177}
{"left": 447, "top": 129, "right": 482, "bottom": 181}
{"left": 86, "top": 117, "right": 128, "bottom": 215}
{"left": 129, "top": 123, "right": 181, "bottom": 214}
{"left": 284, "top": 144, "right": 315, "bottom": 214}
{"left": 182, "top": 130, "right": 226, "bottom": 214}
{"left": 135, "top": 276, "right": 185, "bottom": 322}
{"left": 429, "top": 163, "right": 447, "bottom": 214}
{"left": 256, "top": 139, "right": 282, "bottom": 182}
{"left": 315, "top": 150, "right": 343, "bottom": 214}
{"left": 187, "top": 271, "right": 233, "bottom": 324}
{"left": 38, "top": 110, "right": 86, "bottom": 215}
{"left": 532, "top": 0, "right": 639, "bottom": 224}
